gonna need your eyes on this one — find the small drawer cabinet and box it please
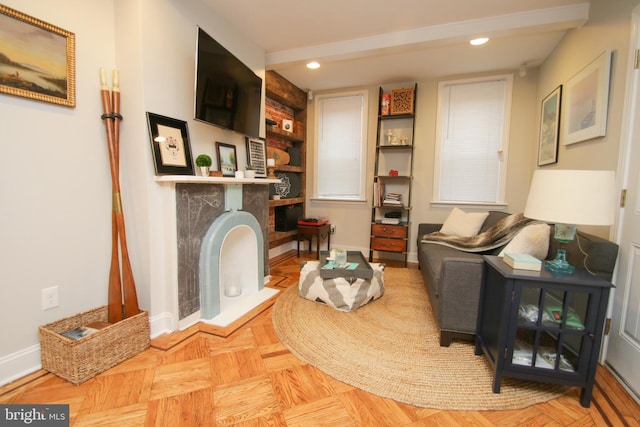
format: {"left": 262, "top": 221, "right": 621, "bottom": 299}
{"left": 475, "top": 255, "right": 613, "bottom": 408}
{"left": 371, "top": 224, "right": 407, "bottom": 252}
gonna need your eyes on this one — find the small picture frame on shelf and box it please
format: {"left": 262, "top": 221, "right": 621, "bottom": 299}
{"left": 245, "top": 137, "right": 267, "bottom": 178}
{"left": 216, "top": 142, "right": 237, "bottom": 177}
{"left": 282, "top": 119, "right": 293, "bottom": 132}
{"left": 391, "top": 88, "right": 414, "bottom": 115}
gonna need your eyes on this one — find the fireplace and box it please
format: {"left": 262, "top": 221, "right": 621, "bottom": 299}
{"left": 199, "top": 209, "right": 277, "bottom": 326}
{"left": 174, "top": 180, "right": 278, "bottom": 329}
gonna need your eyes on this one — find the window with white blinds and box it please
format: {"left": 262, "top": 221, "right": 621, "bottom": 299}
{"left": 433, "top": 75, "right": 512, "bottom": 204}
{"left": 314, "top": 91, "right": 368, "bottom": 200}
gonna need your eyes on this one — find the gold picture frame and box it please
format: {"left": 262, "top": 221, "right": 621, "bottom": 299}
{"left": 390, "top": 88, "right": 414, "bottom": 115}
{"left": 0, "top": 5, "right": 76, "bottom": 107}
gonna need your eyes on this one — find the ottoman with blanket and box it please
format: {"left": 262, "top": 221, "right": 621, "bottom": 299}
{"left": 298, "top": 261, "right": 385, "bottom": 311}
{"left": 417, "top": 209, "right": 618, "bottom": 346}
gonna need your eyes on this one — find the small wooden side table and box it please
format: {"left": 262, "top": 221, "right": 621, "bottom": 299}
{"left": 297, "top": 223, "right": 331, "bottom": 259}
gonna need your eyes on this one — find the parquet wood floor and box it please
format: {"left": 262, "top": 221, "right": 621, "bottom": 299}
{"left": 2, "top": 251, "right": 639, "bottom": 426}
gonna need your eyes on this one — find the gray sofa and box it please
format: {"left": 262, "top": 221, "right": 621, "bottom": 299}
{"left": 417, "top": 211, "right": 619, "bottom": 347}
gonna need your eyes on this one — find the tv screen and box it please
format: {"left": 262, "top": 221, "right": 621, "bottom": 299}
{"left": 194, "top": 27, "right": 262, "bottom": 137}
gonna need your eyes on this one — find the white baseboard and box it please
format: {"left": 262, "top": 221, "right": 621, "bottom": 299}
{"left": 149, "top": 311, "right": 176, "bottom": 338}
{"left": 0, "top": 344, "right": 41, "bottom": 387}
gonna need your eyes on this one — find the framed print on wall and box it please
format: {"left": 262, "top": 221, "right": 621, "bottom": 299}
{"left": 0, "top": 5, "right": 76, "bottom": 107}
{"left": 563, "top": 49, "right": 612, "bottom": 145}
{"left": 216, "top": 142, "right": 238, "bottom": 177}
{"left": 538, "top": 85, "right": 562, "bottom": 166}
{"left": 245, "top": 137, "right": 267, "bottom": 178}
{"left": 146, "top": 112, "right": 195, "bottom": 175}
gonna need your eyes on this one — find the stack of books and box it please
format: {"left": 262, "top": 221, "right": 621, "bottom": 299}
{"left": 382, "top": 192, "right": 402, "bottom": 207}
{"left": 381, "top": 211, "right": 402, "bottom": 225}
{"left": 381, "top": 217, "right": 400, "bottom": 225}
{"left": 503, "top": 253, "right": 542, "bottom": 271}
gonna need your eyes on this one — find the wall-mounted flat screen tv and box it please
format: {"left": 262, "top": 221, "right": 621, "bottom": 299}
{"left": 194, "top": 26, "right": 262, "bottom": 137}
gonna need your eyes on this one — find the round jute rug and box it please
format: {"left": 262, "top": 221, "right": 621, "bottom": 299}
{"left": 271, "top": 267, "right": 569, "bottom": 410}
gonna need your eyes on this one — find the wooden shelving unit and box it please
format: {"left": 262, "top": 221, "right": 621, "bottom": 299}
{"left": 265, "top": 71, "right": 307, "bottom": 249}
{"left": 369, "top": 84, "right": 417, "bottom": 266}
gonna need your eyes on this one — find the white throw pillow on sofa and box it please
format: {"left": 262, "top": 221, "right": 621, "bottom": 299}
{"left": 439, "top": 208, "right": 489, "bottom": 237}
{"left": 498, "top": 223, "right": 550, "bottom": 260}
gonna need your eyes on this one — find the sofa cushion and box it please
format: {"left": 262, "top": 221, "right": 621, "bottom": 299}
{"left": 440, "top": 208, "right": 489, "bottom": 237}
{"left": 498, "top": 223, "right": 550, "bottom": 260}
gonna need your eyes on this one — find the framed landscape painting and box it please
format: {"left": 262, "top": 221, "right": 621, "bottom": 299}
{"left": 538, "top": 85, "right": 562, "bottom": 166}
{"left": 216, "top": 142, "right": 238, "bottom": 177}
{"left": 0, "top": 5, "right": 76, "bottom": 107}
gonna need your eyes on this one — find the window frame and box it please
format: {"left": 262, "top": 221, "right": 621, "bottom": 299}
{"left": 312, "top": 89, "right": 369, "bottom": 202}
{"left": 432, "top": 74, "right": 513, "bottom": 208}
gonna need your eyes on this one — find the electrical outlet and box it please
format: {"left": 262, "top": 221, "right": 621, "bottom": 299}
{"left": 330, "top": 224, "right": 336, "bottom": 234}
{"left": 42, "top": 286, "right": 59, "bottom": 310}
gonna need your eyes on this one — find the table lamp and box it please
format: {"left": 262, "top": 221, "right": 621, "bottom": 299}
{"left": 523, "top": 169, "right": 616, "bottom": 274}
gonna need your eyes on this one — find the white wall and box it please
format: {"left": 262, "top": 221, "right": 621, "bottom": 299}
{"left": 0, "top": 0, "right": 117, "bottom": 384}
{"left": 0, "top": 0, "right": 265, "bottom": 386}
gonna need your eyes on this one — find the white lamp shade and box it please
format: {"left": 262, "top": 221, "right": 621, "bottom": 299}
{"left": 524, "top": 170, "right": 616, "bottom": 226}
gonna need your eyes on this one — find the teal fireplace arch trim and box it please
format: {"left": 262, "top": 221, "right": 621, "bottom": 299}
{"left": 199, "top": 210, "right": 265, "bottom": 319}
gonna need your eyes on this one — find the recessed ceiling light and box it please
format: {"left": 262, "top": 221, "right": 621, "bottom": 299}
{"left": 306, "top": 61, "right": 320, "bottom": 69}
{"left": 470, "top": 37, "right": 489, "bottom": 46}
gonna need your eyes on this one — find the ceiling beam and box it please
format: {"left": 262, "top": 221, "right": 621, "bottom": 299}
{"left": 265, "top": 3, "right": 589, "bottom": 67}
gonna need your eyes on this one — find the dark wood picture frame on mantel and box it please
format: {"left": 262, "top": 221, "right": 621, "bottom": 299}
{"left": 216, "top": 142, "right": 238, "bottom": 177}
{"left": 245, "top": 137, "right": 267, "bottom": 178}
{"left": 146, "top": 112, "right": 195, "bottom": 175}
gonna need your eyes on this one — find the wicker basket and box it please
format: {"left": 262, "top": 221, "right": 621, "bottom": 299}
{"left": 39, "top": 305, "right": 150, "bottom": 385}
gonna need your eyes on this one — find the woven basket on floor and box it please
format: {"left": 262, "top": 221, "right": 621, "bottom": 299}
{"left": 39, "top": 305, "right": 150, "bottom": 385}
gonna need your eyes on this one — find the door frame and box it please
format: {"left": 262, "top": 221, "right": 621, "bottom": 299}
{"left": 602, "top": 2, "right": 640, "bottom": 403}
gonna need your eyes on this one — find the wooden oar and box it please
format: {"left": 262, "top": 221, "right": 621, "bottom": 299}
{"left": 100, "top": 68, "right": 139, "bottom": 321}
{"left": 110, "top": 70, "right": 139, "bottom": 318}
{"left": 100, "top": 68, "right": 123, "bottom": 323}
